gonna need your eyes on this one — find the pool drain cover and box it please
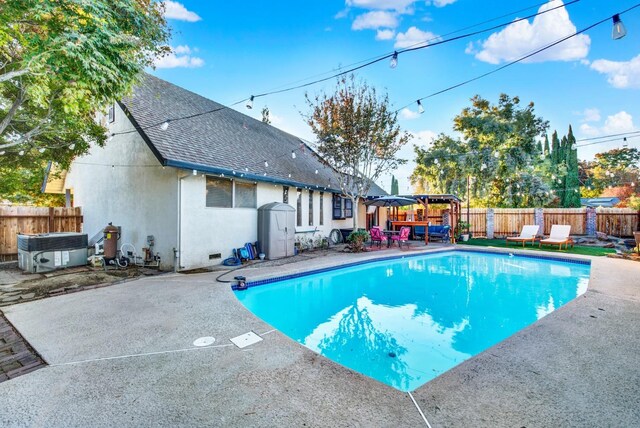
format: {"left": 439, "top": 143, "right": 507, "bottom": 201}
{"left": 230, "top": 331, "right": 263, "bottom": 349}
{"left": 193, "top": 337, "right": 216, "bottom": 347}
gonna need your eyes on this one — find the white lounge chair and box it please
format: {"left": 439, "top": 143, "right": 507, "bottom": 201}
{"left": 506, "top": 225, "right": 540, "bottom": 247}
{"left": 539, "top": 225, "right": 573, "bottom": 250}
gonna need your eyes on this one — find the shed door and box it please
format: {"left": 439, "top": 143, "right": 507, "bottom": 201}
{"left": 273, "top": 211, "right": 288, "bottom": 258}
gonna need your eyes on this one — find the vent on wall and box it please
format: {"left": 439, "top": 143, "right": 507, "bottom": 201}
{"left": 209, "top": 253, "right": 221, "bottom": 260}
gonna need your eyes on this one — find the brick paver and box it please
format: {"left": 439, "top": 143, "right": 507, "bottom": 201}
{"left": 0, "top": 310, "right": 46, "bottom": 382}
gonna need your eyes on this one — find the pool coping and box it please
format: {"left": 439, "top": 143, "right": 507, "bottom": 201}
{"left": 233, "top": 246, "right": 591, "bottom": 290}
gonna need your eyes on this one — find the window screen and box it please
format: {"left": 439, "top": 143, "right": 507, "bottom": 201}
{"left": 319, "top": 192, "right": 324, "bottom": 225}
{"left": 235, "top": 181, "right": 256, "bottom": 208}
{"left": 206, "top": 176, "right": 232, "bottom": 208}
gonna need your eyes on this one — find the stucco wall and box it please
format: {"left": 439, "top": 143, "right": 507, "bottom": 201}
{"left": 65, "top": 104, "right": 178, "bottom": 269}
{"left": 178, "top": 182, "right": 348, "bottom": 269}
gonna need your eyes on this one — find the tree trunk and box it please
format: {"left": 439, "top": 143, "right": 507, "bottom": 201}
{"left": 352, "top": 196, "right": 359, "bottom": 230}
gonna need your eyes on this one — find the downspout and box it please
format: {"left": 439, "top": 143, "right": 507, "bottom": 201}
{"left": 176, "top": 171, "right": 189, "bottom": 272}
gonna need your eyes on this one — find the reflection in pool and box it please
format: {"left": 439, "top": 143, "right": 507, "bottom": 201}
{"left": 234, "top": 251, "right": 590, "bottom": 392}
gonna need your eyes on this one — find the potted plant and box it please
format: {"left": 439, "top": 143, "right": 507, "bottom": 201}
{"left": 456, "top": 220, "right": 471, "bottom": 242}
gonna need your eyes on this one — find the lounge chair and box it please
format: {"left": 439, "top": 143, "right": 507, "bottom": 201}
{"left": 506, "top": 225, "right": 540, "bottom": 247}
{"left": 428, "top": 225, "right": 451, "bottom": 242}
{"left": 391, "top": 227, "right": 411, "bottom": 248}
{"left": 539, "top": 225, "right": 572, "bottom": 250}
{"left": 369, "top": 226, "right": 387, "bottom": 248}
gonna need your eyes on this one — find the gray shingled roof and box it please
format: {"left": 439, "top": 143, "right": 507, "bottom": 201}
{"left": 120, "top": 74, "right": 387, "bottom": 196}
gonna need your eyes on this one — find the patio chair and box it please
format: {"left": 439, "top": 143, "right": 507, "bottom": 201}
{"left": 506, "top": 225, "right": 540, "bottom": 247}
{"left": 428, "top": 225, "right": 451, "bottom": 242}
{"left": 391, "top": 227, "right": 411, "bottom": 248}
{"left": 539, "top": 225, "right": 572, "bottom": 250}
{"left": 369, "top": 226, "right": 387, "bottom": 248}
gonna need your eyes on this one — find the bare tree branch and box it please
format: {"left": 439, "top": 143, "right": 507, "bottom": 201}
{"left": 0, "top": 87, "right": 26, "bottom": 135}
{"left": 0, "top": 69, "right": 29, "bottom": 83}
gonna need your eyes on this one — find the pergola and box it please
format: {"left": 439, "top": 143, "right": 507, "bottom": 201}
{"left": 390, "top": 194, "right": 462, "bottom": 244}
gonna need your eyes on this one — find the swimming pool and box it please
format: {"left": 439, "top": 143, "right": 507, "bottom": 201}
{"left": 234, "top": 250, "right": 591, "bottom": 392}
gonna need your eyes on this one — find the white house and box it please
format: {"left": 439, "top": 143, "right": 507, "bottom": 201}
{"left": 53, "top": 74, "right": 387, "bottom": 271}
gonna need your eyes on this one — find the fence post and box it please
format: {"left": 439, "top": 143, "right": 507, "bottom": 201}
{"left": 48, "top": 207, "right": 55, "bottom": 232}
{"left": 534, "top": 208, "right": 544, "bottom": 234}
{"left": 486, "top": 208, "right": 494, "bottom": 239}
{"left": 586, "top": 207, "right": 596, "bottom": 236}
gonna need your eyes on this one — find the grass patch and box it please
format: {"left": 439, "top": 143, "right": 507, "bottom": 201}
{"left": 458, "top": 238, "right": 616, "bottom": 257}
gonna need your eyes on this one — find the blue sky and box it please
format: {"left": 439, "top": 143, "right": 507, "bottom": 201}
{"left": 152, "top": 0, "right": 639, "bottom": 193}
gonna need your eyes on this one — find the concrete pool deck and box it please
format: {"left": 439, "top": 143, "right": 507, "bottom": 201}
{"left": 0, "top": 245, "right": 638, "bottom": 427}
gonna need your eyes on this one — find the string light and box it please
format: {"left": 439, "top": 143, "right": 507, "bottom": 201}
{"left": 389, "top": 51, "right": 398, "bottom": 69}
{"left": 160, "top": 121, "right": 169, "bottom": 131}
{"left": 69, "top": 143, "right": 75, "bottom": 150}
{"left": 264, "top": 160, "right": 268, "bottom": 168}
{"left": 192, "top": 169, "right": 197, "bottom": 176}
{"left": 38, "top": 148, "right": 45, "bottom": 153}
{"left": 612, "top": 14, "right": 627, "bottom": 39}
{"left": 417, "top": 100, "right": 425, "bottom": 114}
{"left": 291, "top": 151, "right": 296, "bottom": 159}
{"left": 246, "top": 96, "right": 254, "bottom": 110}
{"left": 18, "top": 150, "right": 25, "bottom": 156}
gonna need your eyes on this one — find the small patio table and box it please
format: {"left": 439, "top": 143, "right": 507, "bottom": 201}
{"left": 382, "top": 230, "right": 400, "bottom": 248}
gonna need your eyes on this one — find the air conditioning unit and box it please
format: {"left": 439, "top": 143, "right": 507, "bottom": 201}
{"left": 18, "top": 232, "right": 88, "bottom": 273}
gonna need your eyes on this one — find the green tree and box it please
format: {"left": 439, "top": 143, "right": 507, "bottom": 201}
{"left": 261, "top": 106, "right": 271, "bottom": 124}
{"left": 411, "top": 94, "right": 550, "bottom": 207}
{"left": 563, "top": 126, "right": 581, "bottom": 207}
{"left": 0, "top": 0, "right": 170, "bottom": 204}
{"left": 304, "top": 75, "right": 410, "bottom": 228}
{"left": 390, "top": 175, "right": 399, "bottom": 195}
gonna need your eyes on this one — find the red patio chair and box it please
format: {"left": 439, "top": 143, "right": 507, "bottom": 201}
{"left": 391, "top": 226, "right": 411, "bottom": 248}
{"left": 369, "top": 226, "right": 387, "bottom": 248}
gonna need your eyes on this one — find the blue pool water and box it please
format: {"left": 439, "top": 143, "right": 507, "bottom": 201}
{"left": 234, "top": 251, "right": 590, "bottom": 392}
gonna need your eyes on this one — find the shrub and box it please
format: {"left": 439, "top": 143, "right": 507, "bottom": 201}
{"left": 347, "top": 230, "right": 369, "bottom": 253}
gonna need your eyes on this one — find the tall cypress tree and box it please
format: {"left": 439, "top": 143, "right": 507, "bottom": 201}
{"left": 565, "top": 125, "right": 581, "bottom": 207}
{"left": 543, "top": 134, "right": 550, "bottom": 157}
{"left": 560, "top": 135, "right": 569, "bottom": 206}
{"left": 390, "top": 175, "right": 399, "bottom": 195}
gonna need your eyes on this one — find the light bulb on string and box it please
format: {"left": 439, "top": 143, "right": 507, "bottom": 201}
{"left": 315, "top": 169, "right": 318, "bottom": 174}
{"left": 18, "top": 150, "right": 25, "bottom": 156}
{"left": 0, "top": 151, "right": 5, "bottom": 155}
{"left": 389, "top": 51, "right": 398, "bottom": 69}
{"left": 623, "top": 137, "right": 628, "bottom": 148}
{"left": 246, "top": 96, "right": 254, "bottom": 110}
{"left": 38, "top": 148, "right": 46, "bottom": 153}
{"left": 107, "top": 133, "right": 114, "bottom": 142}
{"left": 291, "top": 151, "right": 296, "bottom": 159}
{"left": 192, "top": 169, "right": 197, "bottom": 176}
{"left": 160, "top": 121, "right": 169, "bottom": 131}
{"left": 612, "top": 14, "right": 627, "bottom": 40}
{"left": 417, "top": 100, "right": 424, "bottom": 114}
{"left": 493, "top": 151, "right": 499, "bottom": 158}
{"left": 264, "top": 160, "right": 268, "bottom": 168}
{"left": 69, "top": 143, "right": 75, "bottom": 150}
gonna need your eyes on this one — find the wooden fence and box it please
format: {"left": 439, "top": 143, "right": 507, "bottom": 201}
{"left": 461, "top": 207, "right": 638, "bottom": 238}
{"left": 0, "top": 206, "right": 83, "bottom": 261}
{"left": 596, "top": 208, "right": 639, "bottom": 237}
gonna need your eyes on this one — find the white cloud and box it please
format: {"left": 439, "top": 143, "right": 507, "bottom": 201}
{"left": 173, "top": 45, "right": 191, "bottom": 54}
{"left": 154, "top": 46, "right": 204, "bottom": 68}
{"left": 473, "top": 0, "right": 590, "bottom": 64}
{"left": 590, "top": 54, "right": 640, "bottom": 89}
{"left": 581, "top": 108, "right": 601, "bottom": 123}
{"left": 430, "top": 0, "right": 457, "bottom": 7}
{"left": 394, "top": 26, "right": 438, "bottom": 48}
{"left": 399, "top": 108, "right": 420, "bottom": 120}
{"left": 352, "top": 11, "right": 398, "bottom": 30}
{"left": 376, "top": 29, "right": 395, "bottom": 40}
{"left": 602, "top": 111, "right": 635, "bottom": 134}
{"left": 347, "top": 0, "right": 415, "bottom": 13}
{"left": 578, "top": 111, "right": 635, "bottom": 137}
{"left": 162, "top": 1, "right": 201, "bottom": 22}
{"left": 410, "top": 130, "right": 437, "bottom": 146}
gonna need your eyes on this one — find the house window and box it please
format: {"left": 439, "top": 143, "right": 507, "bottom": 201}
{"left": 296, "top": 188, "right": 302, "bottom": 226}
{"left": 309, "top": 190, "right": 314, "bottom": 226}
{"left": 108, "top": 104, "right": 115, "bottom": 123}
{"left": 319, "top": 192, "right": 324, "bottom": 226}
{"left": 332, "top": 194, "right": 353, "bottom": 219}
{"left": 283, "top": 186, "right": 289, "bottom": 204}
{"left": 235, "top": 181, "right": 256, "bottom": 208}
{"left": 206, "top": 176, "right": 232, "bottom": 208}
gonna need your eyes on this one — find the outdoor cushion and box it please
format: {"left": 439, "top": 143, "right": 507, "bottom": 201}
{"left": 428, "top": 225, "right": 450, "bottom": 241}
